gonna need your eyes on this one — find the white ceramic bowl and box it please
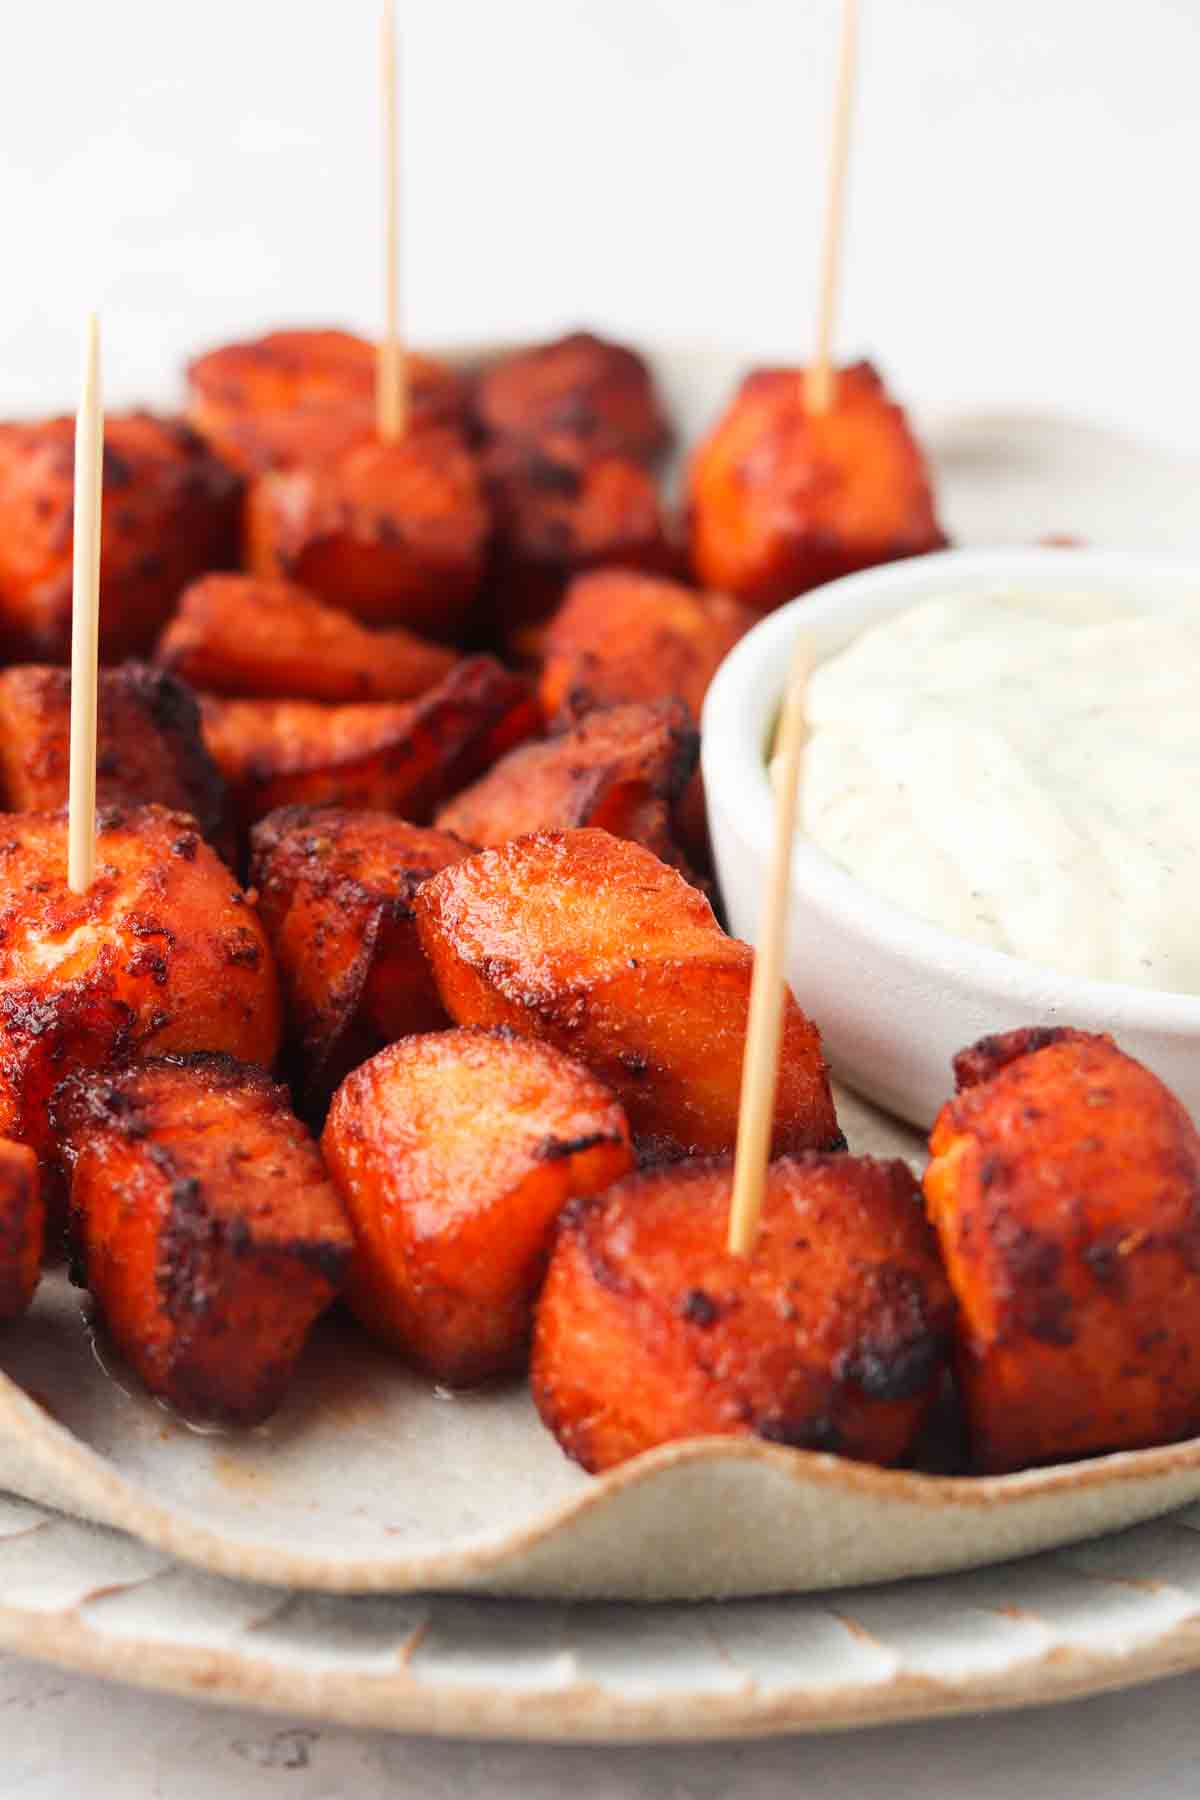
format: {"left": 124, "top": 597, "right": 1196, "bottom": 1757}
{"left": 702, "top": 546, "right": 1200, "bottom": 1130}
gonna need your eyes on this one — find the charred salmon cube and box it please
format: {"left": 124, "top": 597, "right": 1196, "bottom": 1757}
{"left": 538, "top": 569, "right": 756, "bottom": 869}
{"left": 0, "top": 1139, "right": 42, "bottom": 1321}
{"left": 687, "top": 363, "right": 946, "bottom": 611}
{"left": 186, "top": 327, "right": 466, "bottom": 474}
{"left": 156, "top": 574, "right": 457, "bottom": 703}
{"left": 484, "top": 435, "right": 673, "bottom": 637}
{"left": 0, "top": 662, "right": 231, "bottom": 858}
{"left": 414, "top": 828, "right": 841, "bottom": 1160}
{"left": 435, "top": 699, "right": 697, "bottom": 869}
{"left": 0, "top": 412, "right": 239, "bottom": 662}
{"left": 250, "top": 806, "right": 472, "bottom": 1112}
{"left": 322, "top": 1028, "right": 633, "bottom": 1383}
{"left": 201, "top": 655, "right": 538, "bottom": 835}
{"left": 0, "top": 805, "right": 281, "bottom": 1161}
{"left": 54, "top": 1055, "right": 352, "bottom": 1425}
{"left": 532, "top": 1152, "right": 953, "bottom": 1471}
{"left": 244, "top": 429, "right": 489, "bottom": 641}
{"left": 538, "top": 569, "right": 754, "bottom": 723}
{"left": 926, "top": 1026, "right": 1200, "bottom": 1473}
{"left": 472, "top": 332, "right": 671, "bottom": 466}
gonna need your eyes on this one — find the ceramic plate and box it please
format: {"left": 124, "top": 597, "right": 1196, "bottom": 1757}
{"left": 5, "top": 1082, "right": 1200, "bottom": 1605}
{"left": 5, "top": 1493, "right": 1200, "bottom": 1738}
{"left": 3, "top": 346, "right": 1200, "bottom": 1732}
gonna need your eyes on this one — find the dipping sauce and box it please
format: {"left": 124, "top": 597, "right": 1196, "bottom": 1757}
{"left": 790, "top": 584, "right": 1200, "bottom": 993}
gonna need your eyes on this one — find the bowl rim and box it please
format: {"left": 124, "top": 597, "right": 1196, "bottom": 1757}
{"left": 700, "top": 544, "right": 1200, "bottom": 1030}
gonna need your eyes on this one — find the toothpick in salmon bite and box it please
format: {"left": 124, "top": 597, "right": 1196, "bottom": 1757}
{"left": 727, "top": 636, "right": 814, "bottom": 1256}
{"left": 67, "top": 313, "right": 103, "bottom": 895}
{"left": 376, "top": 0, "right": 408, "bottom": 441}
{"left": 805, "top": 0, "right": 859, "bottom": 416}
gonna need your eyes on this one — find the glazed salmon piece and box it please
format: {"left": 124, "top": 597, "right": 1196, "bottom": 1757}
{"left": 926, "top": 1026, "right": 1200, "bottom": 1473}
{"left": 322, "top": 1028, "right": 633, "bottom": 1384}
{"left": 186, "top": 327, "right": 466, "bottom": 474}
{"left": 0, "top": 1139, "right": 42, "bottom": 1321}
{"left": 484, "top": 435, "right": 674, "bottom": 638}
{"left": 244, "top": 428, "right": 489, "bottom": 640}
{"left": 435, "top": 699, "right": 697, "bottom": 869}
{"left": 157, "top": 574, "right": 457, "bottom": 703}
{"left": 0, "top": 412, "right": 239, "bottom": 662}
{"left": 201, "top": 655, "right": 539, "bottom": 834}
{"left": 472, "top": 332, "right": 671, "bottom": 466}
{"left": 532, "top": 1153, "right": 954, "bottom": 1472}
{"left": 414, "top": 828, "right": 841, "bottom": 1160}
{"left": 538, "top": 570, "right": 756, "bottom": 868}
{"left": 538, "top": 569, "right": 754, "bottom": 723}
{"left": 0, "top": 805, "right": 281, "bottom": 1161}
{"left": 55, "top": 1055, "right": 352, "bottom": 1425}
{"left": 250, "top": 806, "right": 472, "bottom": 1112}
{"left": 0, "top": 662, "right": 231, "bottom": 859}
{"left": 687, "top": 363, "right": 946, "bottom": 611}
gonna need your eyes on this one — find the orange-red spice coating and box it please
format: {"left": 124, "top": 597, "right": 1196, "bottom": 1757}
{"left": 56, "top": 1055, "right": 351, "bottom": 1425}
{"left": 0, "top": 413, "right": 240, "bottom": 662}
{"left": 532, "top": 1152, "right": 954, "bottom": 1472}
{"left": 186, "top": 327, "right": 466, "bottom": 474}
{"left": 687, "top": 363, "right": 946, "bottom": 610}
{"left": 251, "top": 806, "right": 471, "bottom": 1111}
{"left": 926, "top": 1026, "right": 1200, "bottom": 1472}
{"left": 158, "top": 574, "right": 457, "bottom": 703}
{"left": 323, "top": 1028, "right": 633, "bottom": 1384}
{"left": 0, "top": 806, "right": 281, "bottom": 1161}
{"left": 415, "top": 828, "right": 841, "bottom": 1161}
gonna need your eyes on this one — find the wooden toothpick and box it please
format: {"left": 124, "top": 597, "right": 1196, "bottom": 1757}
{"left": 804, "top": 0, "right": 859, "bottom": 415}
{"left": 727, "top": 638, "right": 814, "bottom": 1257}
{"left": 376, "top": 0, "right": 408, "bottom": 441}
{"left": 68, "top": 313, "right": 103, "bottom": 896}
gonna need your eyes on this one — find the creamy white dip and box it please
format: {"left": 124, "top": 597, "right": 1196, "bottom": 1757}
{"left": 792, "top": 585, "right": 1200, "bottom": 993}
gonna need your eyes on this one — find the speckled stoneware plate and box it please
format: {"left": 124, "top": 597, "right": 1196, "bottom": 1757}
{"left": 3, "top": 345, "right": 1200, "bottom": 1736}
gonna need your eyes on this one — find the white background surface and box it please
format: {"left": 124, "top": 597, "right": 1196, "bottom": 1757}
{"left": 3, "top": 1651, "right": 1200, "bottom": 1800}
{"left": 0, "top": 0, "right": 1195, "bottom": 443}
{"left": 1, "top": 0, "right": 1198, "bottom": 1792}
